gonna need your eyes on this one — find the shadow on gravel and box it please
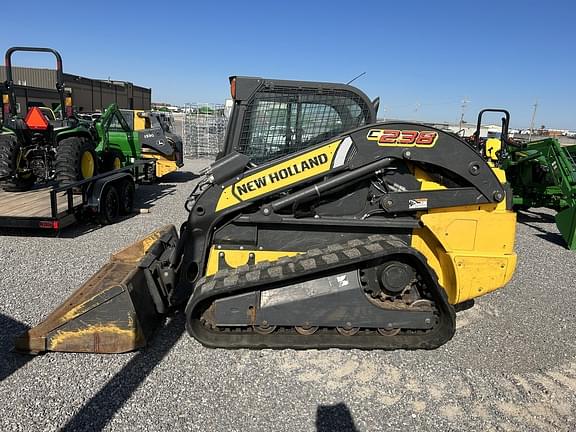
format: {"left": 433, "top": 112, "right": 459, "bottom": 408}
{"left": 516, "top": 209, "right": 556, "bottom": 224}
{"left": 135, "top": 183, "right": 179, "bottom": 210}
{"left": 61, "top": 313, "right": 186, "bottom": 432}
{"left": 0, "top": 313, "right": 32, "bottom": 382}
{"left": 316, "top": 403, "right": 358, "bottom": 432}
{"left": 159, "top": 170, "right": 199, "bottom": 183}
{"left": 534, "top": 232, "right": 568, "bottom": 248}
{"left": 516, "top": 210, "right": 569, "bottom": 248}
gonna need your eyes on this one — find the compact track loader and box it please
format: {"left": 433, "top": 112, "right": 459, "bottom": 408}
{"left": 16, "top": 77, "right": 517, "bottom": 354}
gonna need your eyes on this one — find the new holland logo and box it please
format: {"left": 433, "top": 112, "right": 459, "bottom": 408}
{"left": 236, "top": 154, "right": 329, "bottom": 197}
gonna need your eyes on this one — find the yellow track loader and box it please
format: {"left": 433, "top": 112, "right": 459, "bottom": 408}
{"left": 15, "top": 77, "right": 517, "bottom": 353}
{"left": 124, "top": 109, "right": 183, "bottom": 179}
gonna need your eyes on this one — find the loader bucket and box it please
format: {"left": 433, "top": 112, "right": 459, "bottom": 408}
{"left": 14, "top": 225, "right": 179, "bottom": 354}
{"left": 556, "top": 206, "right": 576, "bottom": 250}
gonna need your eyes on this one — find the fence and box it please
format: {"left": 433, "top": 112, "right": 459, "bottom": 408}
{"left": 183, "top": 103, "right": 228, "bottom": 159}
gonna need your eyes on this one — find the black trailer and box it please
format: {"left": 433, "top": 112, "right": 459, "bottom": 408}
{"left": 0, "top": 160, "right": 154, "bottom": 230}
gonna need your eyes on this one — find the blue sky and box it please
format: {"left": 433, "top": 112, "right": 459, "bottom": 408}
{"left": 2, "top": 1, "right": 575, "bottom": 128}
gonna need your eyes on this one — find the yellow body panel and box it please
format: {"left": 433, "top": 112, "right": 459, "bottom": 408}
{"left": 412, "top": 207, "right": 516, "bottom": 304}
{"left": 206, "top": 248, "right": 300, "bottom": 276}
{"left": 216, "top": 140, "right": 343, "bottom": 212}
{"left": 141, "top": 153, "right": 179, "bottom": 178}
{"left": 133, "top": 110, "right": 146, "bottom": 130}
{"left": 410, "top": 165, "right": 516, "bottom": 304}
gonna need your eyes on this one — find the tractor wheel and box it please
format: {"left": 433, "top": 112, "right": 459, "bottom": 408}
{"left": 55, "top": 137, "right": 98, "bottom": 186}
{"left": 98, "top": 184, "right": 120, "bottom": 225}
{"left": 118, "top": 179, "right": 135, "bottom": 215}
{"left": 0, "top": 135, "right": 36, "bottom": 192}
{"left": 101, "top": 151, "right": 124, "bottom": 172}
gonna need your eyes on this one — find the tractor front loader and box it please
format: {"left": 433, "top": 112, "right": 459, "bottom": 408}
{"left": 15, "top": 77, "right": 517, "bottom": 354}
{"left": 0, "top": 47, "right": 99, "bottom": 191}
{"left": 503, "top": 137, "right": 576, "bottom": 249}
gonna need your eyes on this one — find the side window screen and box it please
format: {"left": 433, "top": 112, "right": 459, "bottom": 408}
{"left": 299, "top": 103, "right": 342, "bottom": 143}
{"left": 238, "top": 99, "right": 291, "bottom": 162}
{"left": 236, "top": 87, "right": 371, "bottom": 164}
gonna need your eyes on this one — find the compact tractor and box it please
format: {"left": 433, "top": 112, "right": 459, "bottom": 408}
{"left": 467, "top": 109, "right": 576, "bottom": 250}
{"left": 0, "top": 47, "right": 100, "bottom": 191}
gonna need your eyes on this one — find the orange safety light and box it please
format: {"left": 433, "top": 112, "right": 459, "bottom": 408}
{"left": 230, "top": 78, "right": 236, "bottom": 99}
{"left": 25, "top": 107, "right": 50, "bottom": 130}
{"left": 64, "top": 96, "right": 73, "bottom": 118}
{"left": 2, "top": 94, "right": 9, "bottom": 116}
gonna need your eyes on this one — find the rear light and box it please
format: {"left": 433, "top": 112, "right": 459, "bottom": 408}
{"left": 24, "top": 107, "right": 50, "bottom": 130}
{"left": 230, "top": 78, "right": 236, "bottom": 99}
{"left": 65, "top": 96, "right": 73, "bottom": 118}
{"left": 39, "top": 220, "right": 59, "bottom": 229}
{"left": 2, "top": 94, "right": 9, "bottom": 116}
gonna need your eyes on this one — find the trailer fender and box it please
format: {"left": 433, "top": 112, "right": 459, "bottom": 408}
{"left": 87, "top": 172, "right": 134, "bottom": 213}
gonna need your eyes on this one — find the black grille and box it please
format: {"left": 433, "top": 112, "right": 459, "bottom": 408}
{"left": 236, "top": 86, "right": 372, "bottom": 164}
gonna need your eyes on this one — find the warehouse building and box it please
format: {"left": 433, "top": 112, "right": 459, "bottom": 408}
{"left": 0, "top": 66, "right": 151, "bottom": 113}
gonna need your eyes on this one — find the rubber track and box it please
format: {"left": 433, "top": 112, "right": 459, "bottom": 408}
{"left": 185, "top": 234, "right": 456, "bottom": 350}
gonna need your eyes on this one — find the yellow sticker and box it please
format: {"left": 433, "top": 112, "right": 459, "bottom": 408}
{"left": 216, "top": 140, "right": 342, "bottom": 211}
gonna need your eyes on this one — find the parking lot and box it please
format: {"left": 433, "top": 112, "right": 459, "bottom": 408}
{"left": 1, "top": 159, "right": 575, "bottom": 432}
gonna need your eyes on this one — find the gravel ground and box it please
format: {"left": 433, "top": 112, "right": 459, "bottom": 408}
{"left": 1, "top": 158, "right": 575, "bottom": 432}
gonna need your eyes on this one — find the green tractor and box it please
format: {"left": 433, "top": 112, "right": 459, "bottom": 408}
{"left": 91, "top": 104, "right": 140, "bottom": 172}
{"left": 93, "top": 106, "right": 183, "bottom": 180}
{"left": 504, "top": 137, "right": 576, "bottom": 249}
{"left": 469, "top": 109, "right": 576, "bottom": 250}
{"left": 0, "top": 47, "right": 100, "bottom": 191}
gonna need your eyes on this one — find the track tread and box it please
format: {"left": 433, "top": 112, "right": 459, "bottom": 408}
{"left": 186, "top": 236, "right": 456, "bottom": 351}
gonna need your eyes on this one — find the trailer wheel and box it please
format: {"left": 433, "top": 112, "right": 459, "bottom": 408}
{"left": 56, "top": 137, "right": 98, "bottom": 186}
{"left": 0, "top": 135, "right": 36, "bottom": 191}
{"left": 98, "top": 184, "right": 120, "bottom": 225}
{"left": 119, "top": 180, "right": 135, "bottom": 215}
